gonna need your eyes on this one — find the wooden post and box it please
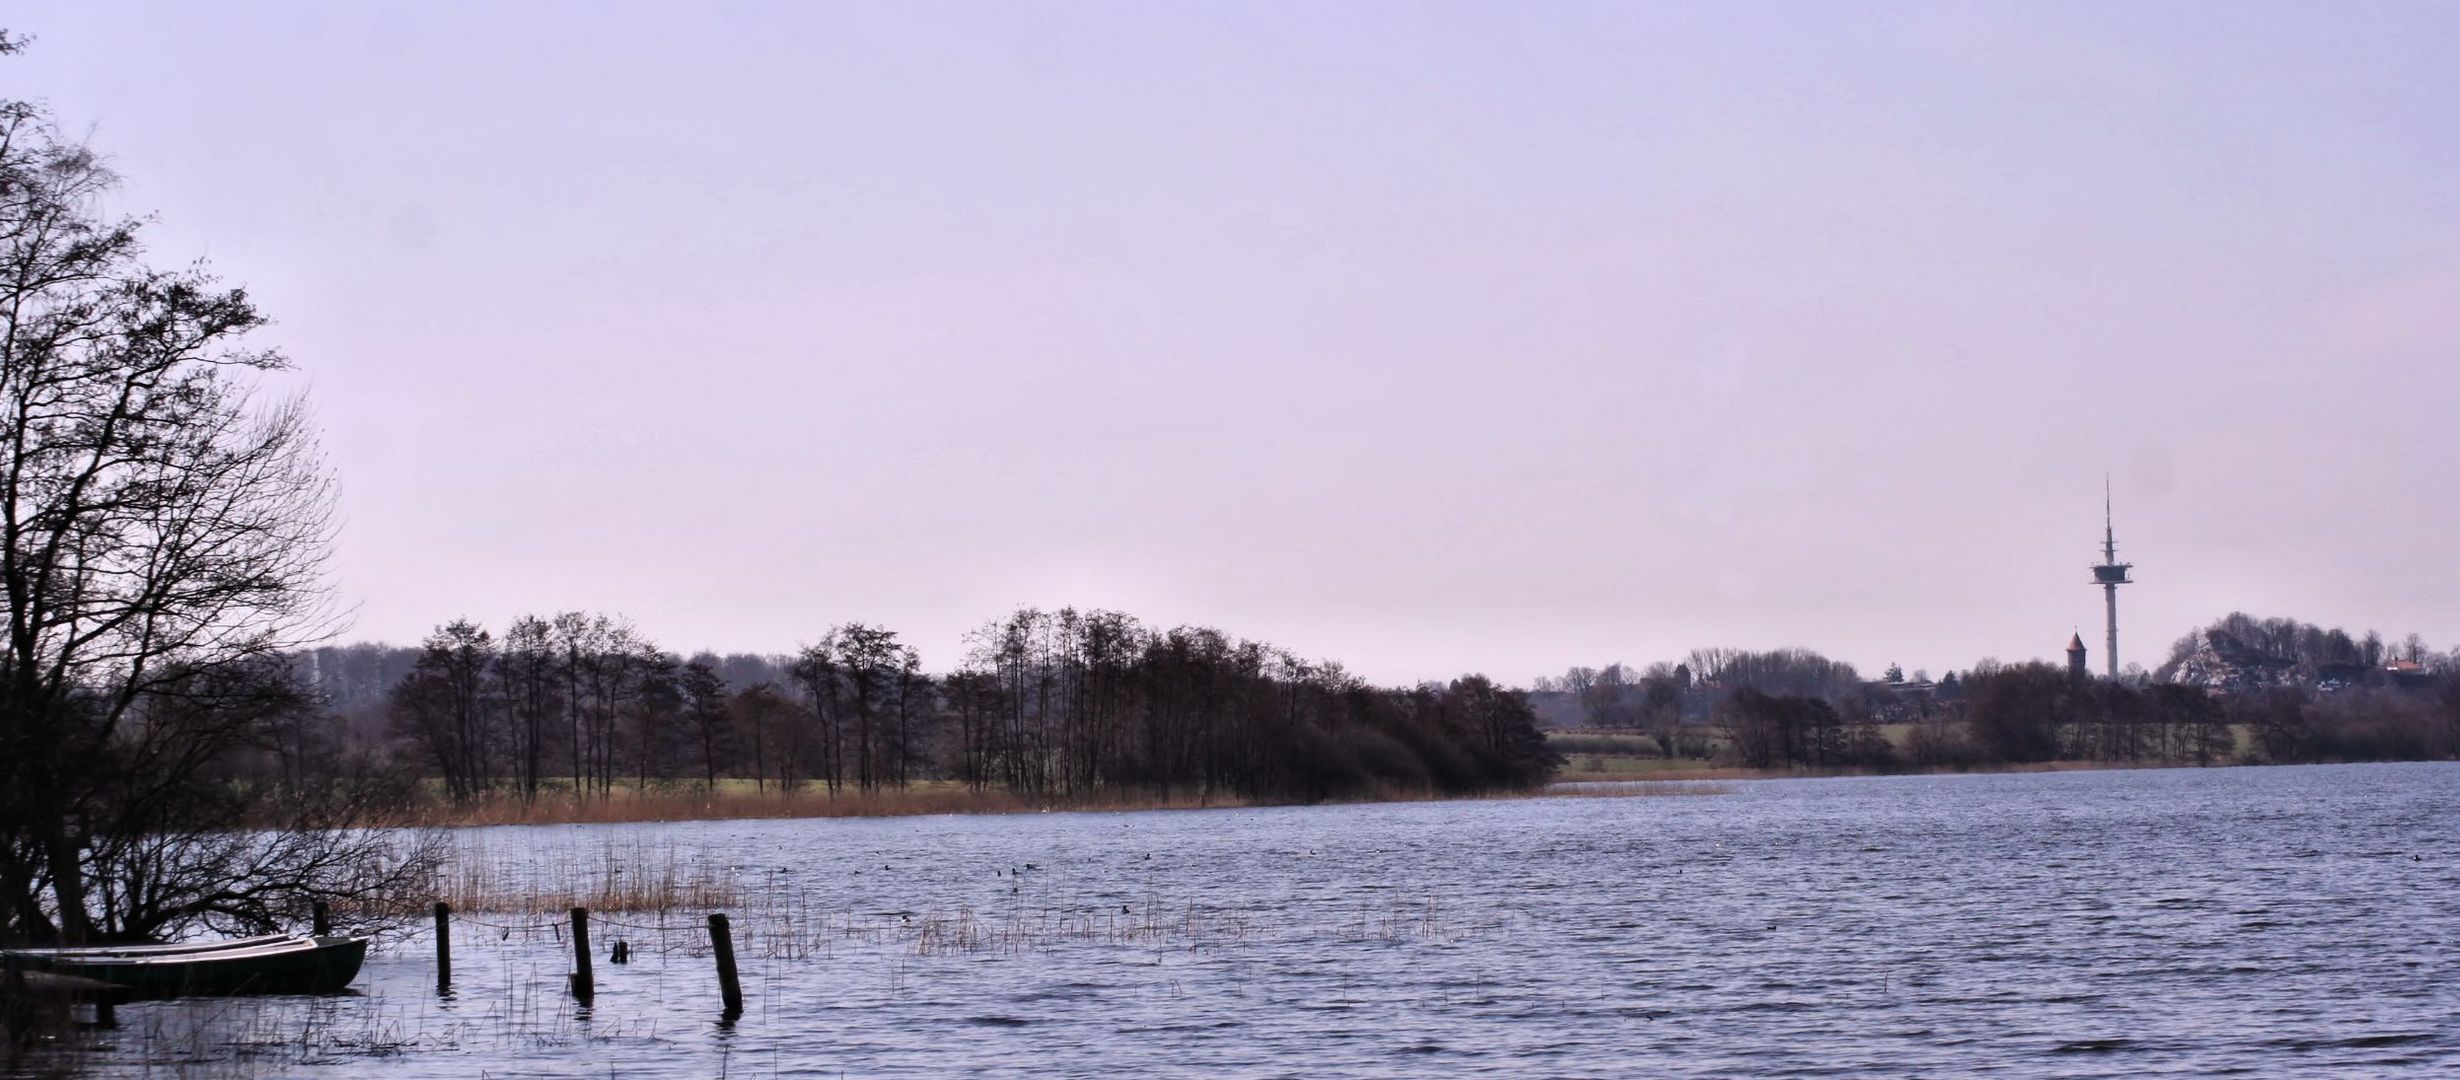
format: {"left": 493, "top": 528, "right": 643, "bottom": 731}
{"left": 2, "top": 956, "right": 25, "bottom": 1033}
{"left": 433, "top": 901, "right": 453, "bottom": 993}
{"left": 708, "top": 913, "right": 743, "bottom": 1018}
{"left": 312, "top": 899, "right": 332, "bottom": 937}
{"left": 569, "top": 907, "right": 594, "bottom": 1001}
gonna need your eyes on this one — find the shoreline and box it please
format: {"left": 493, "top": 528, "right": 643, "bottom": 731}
{"left": 405, "top": 778, "right": 1732, "bottom": 829}
{"left": 1552, "top": 755, "right": 2448, "bottom": 785}
{"left": 1552, "top": 759, "right": 2176, "bottom": 784}
{"left": 398, "top": 757, "right": 2445, "bottom": 829}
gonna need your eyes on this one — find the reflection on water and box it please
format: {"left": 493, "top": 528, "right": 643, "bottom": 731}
{"left": 58, "top": 763, "right": 2460, "bottom": 1076}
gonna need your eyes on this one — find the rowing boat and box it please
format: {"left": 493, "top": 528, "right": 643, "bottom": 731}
{"left": 12, "top": 933, "right": 293, "bottom": 959}
{"left": 2, "top": 935, "right": 369, "bottom": 998}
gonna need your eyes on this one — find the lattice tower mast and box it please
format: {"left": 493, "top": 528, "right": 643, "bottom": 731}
{"left": 2090, "top": 479, "right": 2133, "bottom": 680}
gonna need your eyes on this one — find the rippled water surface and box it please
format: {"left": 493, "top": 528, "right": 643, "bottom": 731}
{"left": 62, "top": 763, "right": 2460, "bottom": 1076}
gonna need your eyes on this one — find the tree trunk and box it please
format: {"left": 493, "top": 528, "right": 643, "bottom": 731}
{"left": 39, "top": 821, "right": 93, "bottom": 942}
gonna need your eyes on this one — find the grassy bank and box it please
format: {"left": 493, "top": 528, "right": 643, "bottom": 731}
{"left": 1550, "top": 757, "right": 2205, "bottom": 783}
{"left": 1544, "top": 722, "right": 2296, "bottom": 783}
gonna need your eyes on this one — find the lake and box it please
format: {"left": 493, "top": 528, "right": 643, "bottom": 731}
{"left": 61, "top": 763, "right": 2460, "bottom": 1076}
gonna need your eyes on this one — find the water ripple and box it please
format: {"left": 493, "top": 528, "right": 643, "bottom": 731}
{"left": 57, "top": 762, "right": 2460, "bottom": 1077}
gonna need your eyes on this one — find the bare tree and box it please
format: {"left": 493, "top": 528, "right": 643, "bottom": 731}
{"left": 625, "top": 645, "right": 680, "bottom": 791}
{"left": 831, "top": 624, "right": 903, "bottom": 792}
{"left": 0, "top": 59, "right": 434, "bottom": 942}
{"left": 497, "top": 614, "right": 561, "bottom": 802}
{"left": 788, "top": 642, "right": 843, "bottom": 793}
{"left": 390, "top": 621, "right": 499, "bottom": 803}
{"left": 551, "top": 611, "right": 609, "bottom": 798}
{"left": 730, "top": 681, "right": 792, "bottom": 792}
{"left": 1559, "top": 666, "right": 1598, "bottom": 720}
{"left": 551, "top": 611, "right": 650, "bottom": 799}
{"left": 85, "top": 660, "right": 431, "bottom": 940}
{"left": 680, "top": 658, "right": 731, "bottom": 792}
{"left": 1586, "top": 662, "right": 1633, "bottom": 727}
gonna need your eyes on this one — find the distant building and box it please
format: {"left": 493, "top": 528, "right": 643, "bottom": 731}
{"left": 1864, "top": 678, "right": 1938, "bottom": 700}
{"left": 2387, "top": 659, "right": 2434, "bottom": 689}
{"left": 2066, "top": 632, "right": 2088, "bottom": 685}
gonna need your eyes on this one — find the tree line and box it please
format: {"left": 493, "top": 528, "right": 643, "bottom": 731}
{"left": 352, "top": 606, "right": 1559, "bottom": 806}
{"left": 1534, "top": 648, "right": 1889, "bottom": 767}
{"left": 1538, "top": 614, "right": 2460, "bottom": 772}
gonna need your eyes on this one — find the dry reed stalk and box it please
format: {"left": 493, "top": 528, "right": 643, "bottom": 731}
{"left": 1553, "top": 764, "right": 1780, "bottom": 782}
{"left": 407, "top": 776, "right": 1734, "bottom": 831}
{"left": 1538, "top": 780, "right": 1740, "bottom": 796}
{"left": 728, "top": 881, "right": 1474, "bottom": 961}
{"left": 410, "top": 785, "right": 1259, "bottom": 829}
{"left": 438, "top": 839, "right": 743, "bottom": 915}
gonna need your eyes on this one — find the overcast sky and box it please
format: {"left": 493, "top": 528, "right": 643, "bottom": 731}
{"left": 11, "top": 2, "right": 2456, "bottom": 684}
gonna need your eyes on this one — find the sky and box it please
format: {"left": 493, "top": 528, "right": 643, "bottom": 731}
{"left": 8, "top": 2, "right": 2456, "bottom": 685}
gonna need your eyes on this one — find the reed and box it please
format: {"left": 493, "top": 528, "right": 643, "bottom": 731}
{"left": 735, "top": 892, "right": 1375, "bottom": 961}
{"left": 1545, "top": 731, "right": 1665, "bottom": 756}
{"left": 401, "top": 773, "right": 1738, "bottom": 830}
{"left": 1515, "top": 779, "right": 1738, "bottom": 797}
{"left": 1546, "top": 754, "right": 1758, "bottom": 782}
{"left": 412, "top": 784, "right": 1256, "bottom": 828}
{"left": 72, "top": 855, "right": 1504, "bottom": 1077}
{"left": 437, "top": 839, "right": 744, "bottom": 915}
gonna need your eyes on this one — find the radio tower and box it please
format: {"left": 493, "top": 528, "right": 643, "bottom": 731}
{"left": 2089, "top": 479, "right": 2133, "bottom": 680}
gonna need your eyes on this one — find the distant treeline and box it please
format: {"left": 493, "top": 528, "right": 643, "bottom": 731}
{"left": 303, "top": 608, "right": 1558, "bottom": 807}
{"left": 1536, "top": 614, "right": 2459, "bottom": 771}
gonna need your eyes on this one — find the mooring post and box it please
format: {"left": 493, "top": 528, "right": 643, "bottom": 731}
{"left": 569, "top": 906, "right": 595, "bottom": 1001}
{"left": 1, "top": 957, "right": 20, "bottom": 1031}
{"left": 433, "top": 901, "right": 453, "bottom": 992}
{"left": 311, "top": 899, "right": 331, "bottom": 937}
{"left": 708, "top": 912, "right": 743, "bottom": 1019}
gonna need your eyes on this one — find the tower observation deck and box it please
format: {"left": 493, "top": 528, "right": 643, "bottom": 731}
{"left": 2091, "top": 483, "right": 2132, "bottom": 680}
